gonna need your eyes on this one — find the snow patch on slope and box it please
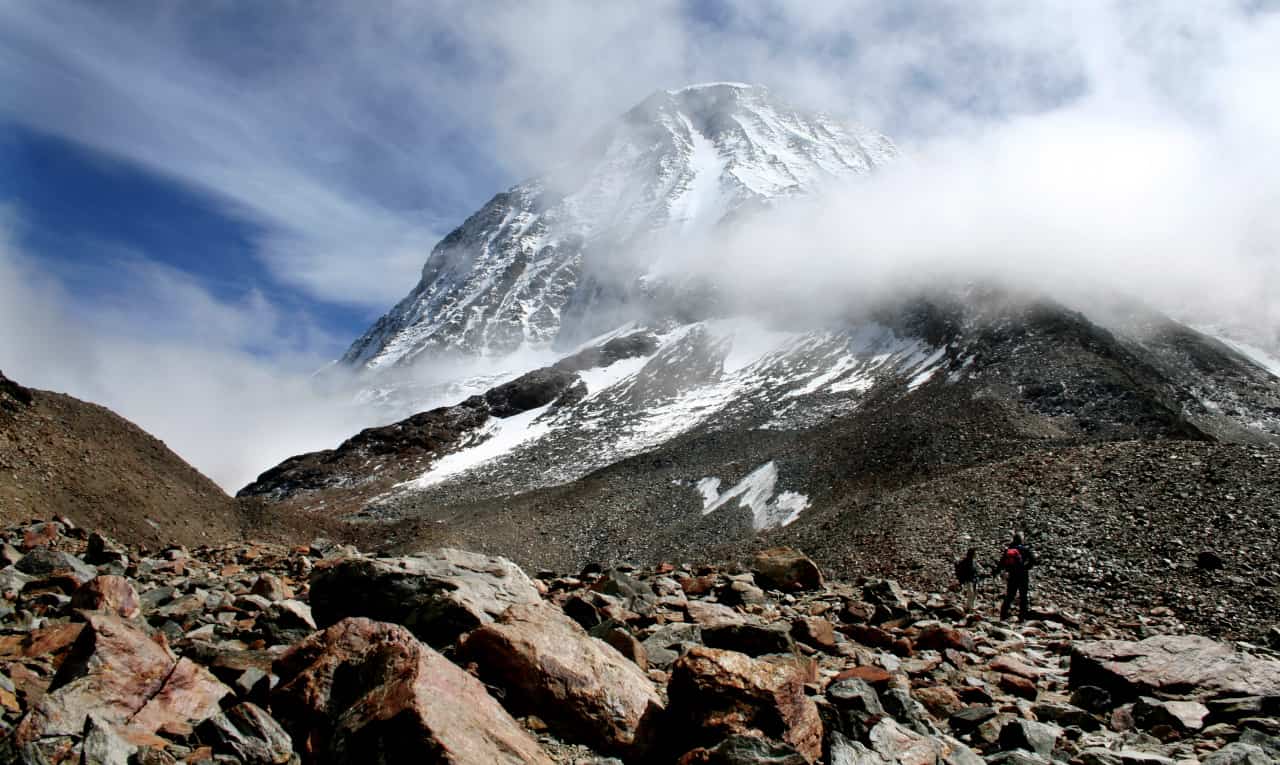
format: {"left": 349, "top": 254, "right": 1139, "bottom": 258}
{"left": 408, "top": 405, "right": 552, "bottom": 490}
{"left": 699, "top": 461, "right": 808, "bottom": 529}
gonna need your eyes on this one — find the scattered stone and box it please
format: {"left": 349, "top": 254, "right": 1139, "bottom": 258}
{"left": 1071, "top": 684, "right": 1114, "bottom": 713}
{"left": 998, "top": 718, "right": 1062, "bottom": 757}
{"left": 791, "top": 617, "right": 838, "bottom": 652}
{"left": 21, "top": 522, "right": 64, "bottom": 552}
{"left": 677, "top": 734, "right": 808, "bottom": 764}
{"left": 196, "top": 702, "right": 297, "bottom": 765}
{"left": 1202, "top": 741, "right": 1273, "bottom": 765}
{"left": 915, "top": 624, "right": 976, "bottom": 653}
{"left": 752, "top": 548, "right": 824, "bottom": 592}
{"left": 1077, "top": 748, "right": 1176, "bottom": 765}
{"left": 913, "top": 685, "right": 965, "bottom": 718}
{"left": 1032, "top": 700, "right": 1102, "bottom": 731}
{"left": 1133, "top": 696, "right": 1209, "bottom": 735}
{"left": 999, "top": 673, "right": 1039, "bottom": 701}
{"left": 599, "top": 625, "right": 649, "bottom": 671}
{"left": 248, "top": 574, "right": 292, "bottom": 602}
{"left": 258, "top": 599, "right": 316, "bottom": 644}
{"left": 15, "top": 549, "right": 97, "bottom": 584}
{"left": 861, "top": 580, "right": 910, "bottom": 619}
{"left": 80, "top": 713, "right": 136, "bottom": 765}
{"left": 1197, "top": 550, "right": 1225, "bottom": 571}
{"left": 83, "top": 533, "right": 127, "bottom": 565}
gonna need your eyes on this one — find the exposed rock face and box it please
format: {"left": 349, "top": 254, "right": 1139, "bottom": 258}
{"left": 459, "top": 601, "right": 664, "bottom": 756}
{"left": 308, "top": 549, "right": 541, "bottom": 647}
{"left": 13, "top": 611, "right": 228, "bottom": 744}
{"left": 235, "top": 400, "right": 490, "bottom": 502}
{"left": 480, "top": 368, "right": 580, "bottom": 417}
{"left": 272, "top": 617, "right": 553, "bottom": 765}
{"left": 342, "top": 83, "right": 896, "bottom": 368}
{"left": 1070, "top": 635, "right": 1280, "bottom": 701}
{"left": 667, "top": 646, "right": 824, "bottom": 762}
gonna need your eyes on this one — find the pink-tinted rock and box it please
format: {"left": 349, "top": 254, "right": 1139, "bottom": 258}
{"left": 13, "top": 612, "right": 228, "bottom": 744}
{"left": 249, "top": 573, "right": 293, "bottom": 601}
{"left": 915, "top": 624, "right": 976, "bottom": 653}
{"left": 791, "top": 617, "right": 838, "bottom": 652}
{"left": 667, "top": 646, "right": 824, "bottom": 763}
{"left": 999, "top": 673, "right": 1039, "bottom": 701}
{"left": 71, "top": 576, "right": 141, "bottom": 619}
{"left": 990, "top": 654, "right": 1042, "bottom": 679}
{"left": 0, "top": 621, "right": 84, "bottom": 660}
{"left": 459, "top": 601, "right": 663, "bottom": 756}
{"left": 273, "top": 617, "right": 552, "bottom": 764}
{"left": 21, "top": 521, "right": 64, "bottom": 551}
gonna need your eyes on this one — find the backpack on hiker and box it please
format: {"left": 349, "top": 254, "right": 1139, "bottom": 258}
{"left": 998, "top": 543, "right": 1036, "bottom": 575}
{"left": 999, "top": 546, "right": 1022, "bottom": 571}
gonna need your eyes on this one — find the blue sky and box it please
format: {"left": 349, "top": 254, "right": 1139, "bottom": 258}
{"left": 0, "top": 0, "right": 1102, "bottom": 351}
{"left": 1, "top": 1, "right": 1276, "bottom": 489}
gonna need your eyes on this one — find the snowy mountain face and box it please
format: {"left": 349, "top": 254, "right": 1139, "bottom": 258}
{"left": 341, "top": 83, "right": 896, "bottom": 369}
{"left": 246, "top": 83, "right": 1280, "bottom": 573}
{"left": 246, "top": 286, "right": 1280, "bottom": 548}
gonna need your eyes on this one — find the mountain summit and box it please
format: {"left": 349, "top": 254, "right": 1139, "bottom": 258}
{"left": 341, "top": 83, "right": 896, "bottom": 369}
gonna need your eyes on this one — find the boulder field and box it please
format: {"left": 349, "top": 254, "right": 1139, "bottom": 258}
{"left": 1, "top": 521, "right": 1278, "bottom": 764}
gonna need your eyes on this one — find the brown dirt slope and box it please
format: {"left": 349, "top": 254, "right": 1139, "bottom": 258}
{"left": 0, "top": 370, "right": 269, "bottom": 548}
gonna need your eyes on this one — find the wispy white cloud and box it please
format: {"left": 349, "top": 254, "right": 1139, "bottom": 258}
{"left": 0, "top": 214, "right": 376, "bottom": 491}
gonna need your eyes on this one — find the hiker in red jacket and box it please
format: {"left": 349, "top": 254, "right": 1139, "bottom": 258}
{"left": 996, "top": 531, "right": 1035, "bottom": 621}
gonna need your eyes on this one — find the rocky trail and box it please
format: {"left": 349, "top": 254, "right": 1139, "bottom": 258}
{"left": 1, "top": 519, "right": 1278, "bottom": 764}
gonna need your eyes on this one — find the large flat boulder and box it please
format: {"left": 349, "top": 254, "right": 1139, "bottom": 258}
{"left": 1070, "top": 635, "right": 1280, "bottom": 702}
{"left": 308, "top": 549, "right": 541, "bottom": 647}
{"left": 272, "top": 617, "right": 552, "bottom": 765}
{"left": 459, "top": 601, "right": 663, "bottom": 756}
{"left": 667, "top": 645, "right": 824, "bottom": 763}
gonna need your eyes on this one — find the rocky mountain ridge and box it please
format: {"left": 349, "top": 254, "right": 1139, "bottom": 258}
{"left": 341, "top": 83, "right": 896, "bottom": 369}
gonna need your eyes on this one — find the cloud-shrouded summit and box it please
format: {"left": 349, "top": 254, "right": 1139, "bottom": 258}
{"left": 341, "top": 84, "right": 896, "bottom": 369}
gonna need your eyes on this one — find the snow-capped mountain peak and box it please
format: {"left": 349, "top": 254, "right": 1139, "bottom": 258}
{"left": 341, "top": 83, "right": 896, "bottom": 369}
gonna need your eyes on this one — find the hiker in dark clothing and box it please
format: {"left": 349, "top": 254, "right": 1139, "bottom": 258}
{"left": 996, "top": 532, "right": 1035, "bottom": 621}
{"left": 955, "top": 548, "right": 979, "bottom": 612}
